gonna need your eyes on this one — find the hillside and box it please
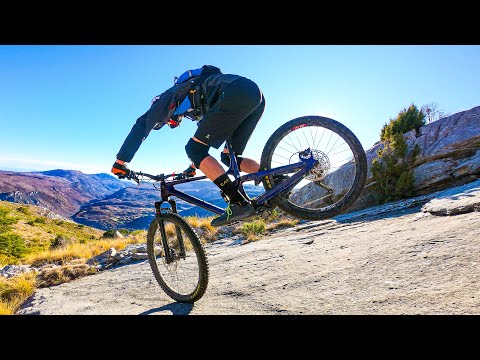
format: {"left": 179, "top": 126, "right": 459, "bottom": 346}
{"left": 16, "top": 179, "right": 480, "bottom": 315}
{"left": 72, "top": 180, "right": 264, "bottom": 230}
{"left": 0, "top": 170, "right": 129, "bottom": 217}
{"left": 0, "top": 169, "right": 263, "bottom": 231}
{"left": 0, "top": 200, "right": 104, "bottom": 266}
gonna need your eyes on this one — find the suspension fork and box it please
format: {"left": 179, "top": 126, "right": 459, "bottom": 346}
{"left": 154, "top": 200, "right": 186, "bottom": 263}
{"left": 168, "top": 199, "right": 186, "bottom": 259}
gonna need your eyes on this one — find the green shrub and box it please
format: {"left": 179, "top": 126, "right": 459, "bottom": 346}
{"left": 0, "top": 233, "right": 27, "bottom": 259}
{"left": 380, "top": 104, "right": 426, "bottom": 142}
{"left": 117, "top": 228, "right": 131, "bottom": 236}
{"left": 0, "top": 208, "right": 17, "bottom": 234}
{"left": 102, "top": 229, "right": 116, "bottom": 238}
{"left": 372, "top": 104, "right": 424, "bottom": 204}
{"left": 241, "top": 220, "right": 266, "bottom": 239}
{"left": 16, "top": 206, "right": 30, "bottom": 215}
{"left": 49, "top": 235, "right": 73, "bottom": 250}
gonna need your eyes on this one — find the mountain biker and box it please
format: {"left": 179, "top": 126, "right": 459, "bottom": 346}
{"left": 111, "top": 65, "right": 266, "bottom": 226}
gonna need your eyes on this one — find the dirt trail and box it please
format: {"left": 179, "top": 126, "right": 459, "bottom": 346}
{"left": 17, "top": 181, "right": 480, "bottom": 315}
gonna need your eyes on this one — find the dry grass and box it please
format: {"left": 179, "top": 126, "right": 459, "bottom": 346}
{"left": 184, "top": 216, "right": 219, "bottom": 243}
{"left": 266, "top": 218, "right": 299, "bottom": 231}
{"left": 0, "top": 230, "right": 148, "bottom": 314}
{"left": 241, "top": 219, "right": 266, "bottom": 243}
{"left": 25, "top": 231, "right": 147, "bottom": 267}
{"left": 36, "top": 264, "right": 96, "bottom": 288}
{"left": 0, "top": 272, "right": 37, "bottom": 315}
{"left": 0, "top": 200, "right": 105, "bottom": 266}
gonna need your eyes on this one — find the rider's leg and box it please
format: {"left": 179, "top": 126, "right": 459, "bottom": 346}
{"left": 221, "top": 147, "right": 260, "bottom": 173}
{"left": 188, "top": 77, "right": 264, "bottom": 225}
{"left": 221, "top": 95, "right": 286, "bottom": 185}
{"left": 219, "top": 94, "right": 266, "bottom": 174}
{"left": 187, "top": 137, "right": 249, "bottom": 206}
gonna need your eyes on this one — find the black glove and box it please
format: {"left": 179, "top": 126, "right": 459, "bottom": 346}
{"left": 174, "top": 165, "right": 196, "bottom": 180}
{"left": 111, "top": 161, "right": 131, "bottom": 179}
{"left": 167, "top": 114, "right": 183, "bottom": 129}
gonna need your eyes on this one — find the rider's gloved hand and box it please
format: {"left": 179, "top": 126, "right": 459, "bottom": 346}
{"left": 167, "top": 114, "right": 183, "bottom": 129}
{"left": 111, "top": 161, "right": 131, "bottom": 179}
{"left": 175, "top": 165, "right": 196, "bottom": 180}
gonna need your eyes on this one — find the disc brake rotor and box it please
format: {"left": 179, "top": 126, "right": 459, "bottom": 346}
{"left": 305, "top": 149, "right": 330, "bottom": 181}
{"left": 288, "top": 149, "right": 331, "bottom": 182}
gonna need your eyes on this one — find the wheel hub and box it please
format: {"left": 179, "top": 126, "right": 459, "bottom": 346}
{"left": 305, "top": 149, "right": 330, "bottom": 181}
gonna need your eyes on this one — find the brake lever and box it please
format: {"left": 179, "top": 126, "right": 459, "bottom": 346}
{"left": 129, "top": 171, "right": 140, "bottom": 184}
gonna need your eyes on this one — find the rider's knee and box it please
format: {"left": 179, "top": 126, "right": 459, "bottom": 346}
{"left": 220, "top": 152, "right": 243, "bottom": 169}
{"left": 185, "top": 138, "right": 210, "bottom": 168}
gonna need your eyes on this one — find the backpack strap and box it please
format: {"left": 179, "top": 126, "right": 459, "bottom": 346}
{"left": 173, "top": 65, "right": 222, "bottom": 120}
{"left": 188, "top": 65, "right": 222, "bottom": 117}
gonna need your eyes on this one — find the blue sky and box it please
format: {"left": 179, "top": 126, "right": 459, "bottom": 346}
{"left": 1, "top": 45, "right": 479, "bottom": 176}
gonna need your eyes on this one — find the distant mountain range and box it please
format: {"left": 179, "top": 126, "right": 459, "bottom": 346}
{"left": 0, "top": 169, "right": 264, "bottom": 230}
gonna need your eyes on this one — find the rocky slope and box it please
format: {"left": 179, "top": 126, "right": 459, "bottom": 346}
{"left": 17, "top": 178, "right": 480, "bottom": 315}
{"left": 292, "top": 105, "right": 480, "bottom": 211}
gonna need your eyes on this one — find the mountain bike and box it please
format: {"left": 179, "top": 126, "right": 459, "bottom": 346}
{"left": 126, "top": 115, "right": 368, "bottom": 303}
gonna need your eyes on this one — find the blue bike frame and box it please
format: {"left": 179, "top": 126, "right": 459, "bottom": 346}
{"left": 158, "top": 141, "right": 318, "bottom": 215}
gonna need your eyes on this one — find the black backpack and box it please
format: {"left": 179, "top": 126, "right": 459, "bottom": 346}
{"left": 174, "top": 64, "right": 222, "bottom": 86}
{"left": 173, "top": 65, "right": 222, "bottom": 120}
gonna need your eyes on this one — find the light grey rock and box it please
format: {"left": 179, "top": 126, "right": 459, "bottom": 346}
{"left": 86, "top": 247, "right": 117, "bottom": 265}
{"left": 132, "top": 252, "right": 149, "bottom": 260}
{"left": 113, "top": 252, "right": 125, "bottom": 261}
{"left": 0, "top": 264, "right": 34, "bottom": 278}
{"left": 124, "top": 243, "right": 147, "bottom": 253}
{"left": 118, "top": 256, "right": 133, "bottom": 265}
{"left": 292, "top": 105, "right": 480, "bottom": 211}
{"left": 421, "top": 179, "right": 480, "bottom": 215}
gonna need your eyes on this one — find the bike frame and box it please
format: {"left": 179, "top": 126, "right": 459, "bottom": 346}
{"left": 154, "top": 141, "right": 318, "bottom": 216}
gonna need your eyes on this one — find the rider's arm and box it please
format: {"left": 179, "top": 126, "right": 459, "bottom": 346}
{"left": 115, "top": 110, "right": 157, "bottom": 163}
{"left": 115, "top": 82, "right": 192, "bottom": 163}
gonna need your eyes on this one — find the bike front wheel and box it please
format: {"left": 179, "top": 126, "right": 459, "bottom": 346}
{"left": 147, "top": 212, "right": 209, "bottom": 303}
{"left": 260, "top": 115, "right": 367, "bottom": 220}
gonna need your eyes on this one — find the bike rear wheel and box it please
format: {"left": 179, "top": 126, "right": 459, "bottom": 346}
{"left": 260, "top": 115, "right": 367, "bottom": 220}
{"left": 147, "top": 212, "right": 209, "bottom": 303}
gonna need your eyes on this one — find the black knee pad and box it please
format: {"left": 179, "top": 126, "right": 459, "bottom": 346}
{"left": 185, "top": 138, "right": 210, "bottom": 168}
{"left": 220, "top": 152, "right": 243, "bottom": 168}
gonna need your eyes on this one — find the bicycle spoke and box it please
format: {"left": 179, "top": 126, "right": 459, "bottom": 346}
{"left": 303, "top": 131, "right": 311, "bottom": 150}
{"left": 326, "top": 135, "right": 340, "bottom": 155}
{"left": 266, "top": 120, "right": 360, "bottom": 212}
{"left": 148, "top": 214, "right": 207, "bottom": 302}
{"left": 314, "top": 128, "right": 326, "bottom": 151}
{"left": 286, "top": 134, "right": 301, "bottom": 152}
{"left": 281, "top": 138, "right": 300, "bottom": 152}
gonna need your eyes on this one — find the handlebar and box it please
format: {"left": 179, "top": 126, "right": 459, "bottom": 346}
{"left": 124, "top": 170, "right": 191, "bottom": 184}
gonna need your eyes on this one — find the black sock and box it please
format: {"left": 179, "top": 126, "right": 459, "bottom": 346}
{"left": 213, "top": 173, "right": 247, "bottom": 205}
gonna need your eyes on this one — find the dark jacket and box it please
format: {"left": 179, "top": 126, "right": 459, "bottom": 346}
{"left": 116, "top": 71, "right": 242, "bottom": 162}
